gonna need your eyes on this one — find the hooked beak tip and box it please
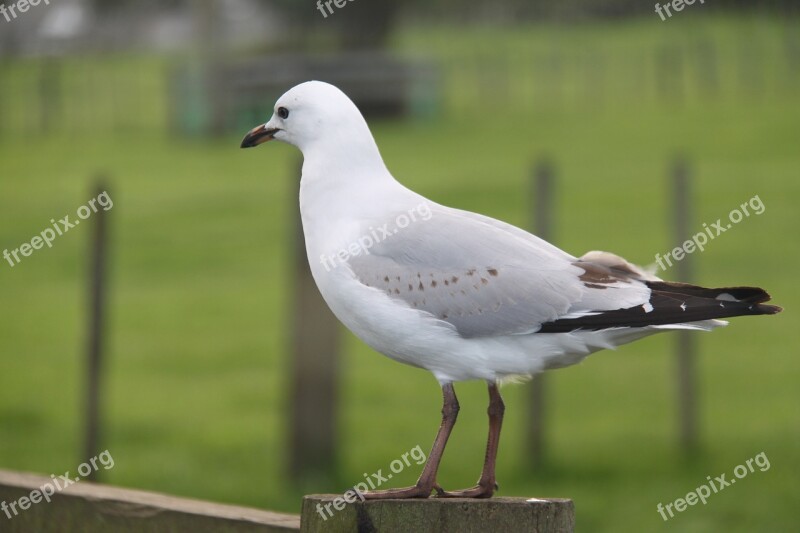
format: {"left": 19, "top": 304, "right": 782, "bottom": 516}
{"left": 240, "top": 125, "right": 279, "bottom": 148}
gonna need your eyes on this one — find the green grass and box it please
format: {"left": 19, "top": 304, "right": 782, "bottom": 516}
{"left": 1, "top": 14, "right": 798, "bottom": 532}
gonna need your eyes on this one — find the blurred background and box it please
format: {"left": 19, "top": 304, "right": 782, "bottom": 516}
{"left": 1, "top": 0, "right": 798, "bottom": 530}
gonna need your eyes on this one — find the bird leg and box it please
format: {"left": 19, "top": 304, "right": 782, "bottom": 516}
{"left": 361, "top": 383, "right": 459, "bottom": 499}
{"left": 438, "top": 382, "right": 504, "bottom": 498}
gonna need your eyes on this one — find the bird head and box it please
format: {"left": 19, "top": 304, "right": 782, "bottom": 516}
{"left": 240, "top": 80, "right": 368, "bottom": 153}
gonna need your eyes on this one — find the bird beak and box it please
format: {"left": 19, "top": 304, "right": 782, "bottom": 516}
{"left": 240, "top": 124, "right": 279, "bottom": 148}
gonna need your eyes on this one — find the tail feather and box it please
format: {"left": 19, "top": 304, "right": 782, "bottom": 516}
{"left": 538, "top": 281, "right": 781, "bottom": 333}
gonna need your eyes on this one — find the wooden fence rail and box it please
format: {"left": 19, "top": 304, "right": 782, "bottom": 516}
{"left": 0, "top": 470, "right": 574, "bottom": 533}
{"left": 0, "top": 470, "right": 299, "bottom": 533}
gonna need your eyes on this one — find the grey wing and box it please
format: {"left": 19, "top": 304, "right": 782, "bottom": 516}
{"left": 347, "top": 207, "right": 650, "bottom": 338}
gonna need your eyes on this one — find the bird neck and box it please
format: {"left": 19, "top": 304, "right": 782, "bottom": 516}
{"left": 298, "top": 144, "right": 416, "bottom": 245}
{"left": 300, "top": 132, "right": 392, "bottom": 190}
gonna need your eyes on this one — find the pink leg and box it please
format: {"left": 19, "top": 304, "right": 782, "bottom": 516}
{"left": 438, "top": 382, "right": 504, "bottom": 498}
{"left": 362, "top": 383, "right": 459, "bottom": 499}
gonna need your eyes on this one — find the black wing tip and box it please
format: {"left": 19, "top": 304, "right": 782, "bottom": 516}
{"left": 755, "top": 303, "right": 782, "bottom": 315}
{"left": 538, "top": 283, "right": 782, "bottom": 333}
{"left": 646, "top": 281, "right": 776, "bottom": 305}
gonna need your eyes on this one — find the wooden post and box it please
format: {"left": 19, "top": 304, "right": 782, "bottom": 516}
{"left": 785, "top": 19, "right": 800, "bottom": 80}
{"left": 194, "top": 0, "right": 225, "bottom": 135}
{"left": 672, "top": 157, "right": 698, "bottom": 456}
{"left": 301, "top": 495, "right": 574, "bottom": 533}
{"left": 655, "top": 45, "right": 684, "bottom": 105}
{"left": 83, "top": 181, "right": 110, "bottom": 481}
{"left": 0, "top": 57, "right": 6, "bottom": 138}
{"left": 526, "top": 159, "right": 555, "bottom": 468}
{"left": 289, "top": 159, "right": 340, "bottom": 480}
{"left": 39, "top": 58, "right": 60, "bottom": 135}
{"left": 694, "top": 38, "right": 719, "bottom": 98}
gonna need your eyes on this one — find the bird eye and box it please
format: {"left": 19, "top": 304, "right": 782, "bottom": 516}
{"left": 277, "top": 107, "right": 289, "bottom": 119}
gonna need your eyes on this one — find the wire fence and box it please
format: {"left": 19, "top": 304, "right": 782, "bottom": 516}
{"left": 0, "top": 55, "right": 168, "bottom": 138}
{"left": 403, "top": 18, "right": 800, "bottom": 115}
{"left": 0, "top": 16, "right": 798, "bottom": 137}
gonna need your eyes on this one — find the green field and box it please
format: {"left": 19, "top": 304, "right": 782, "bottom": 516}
{"left": 1, "top": 15, "right": 798, "bottom": 531}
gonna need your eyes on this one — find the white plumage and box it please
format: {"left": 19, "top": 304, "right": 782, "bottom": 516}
{"left": 246, "top": 81, "right": 724, "bottom": 383}
{"left": 240, "top": 81, "right": 779, "bottom": 499}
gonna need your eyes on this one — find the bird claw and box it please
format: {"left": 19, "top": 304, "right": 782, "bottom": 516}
{"left": 360, "top": 484, "right": 435, "bottom": 500}
{"left": 436, "top": 481, "right": 497, "bottom": 499}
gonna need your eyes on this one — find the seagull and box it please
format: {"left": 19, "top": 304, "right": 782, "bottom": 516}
{"left": 241, "top": 81, "right": 782, "bottom": 499}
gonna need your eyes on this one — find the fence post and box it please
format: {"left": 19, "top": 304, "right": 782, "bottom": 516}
{"left": 83, "top": 179, "right": 110, "bottom": 480}
{"left": 289, "top": 158, "right": 340, "bottom": 482}
{"left": 194, "top": 0, "right": 226, "bottom": 136}
{"left": 301, "top": 495, "right": 574, "bottom": 532}
{"left": 526, "top": 158, "right": 555, "bottom": 468}
{"left": 39, "top": 58, "right": 61, "bottom": 135}
{"left": 672, "top": 157, "right": 699, "bottom": 456}
{"left": 655, "top": 45, "right": 684, "bottom": 105}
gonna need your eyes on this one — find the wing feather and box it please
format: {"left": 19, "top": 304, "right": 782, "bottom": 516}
{"left": 347, "top": 207, "right": 651, "bottom": 338}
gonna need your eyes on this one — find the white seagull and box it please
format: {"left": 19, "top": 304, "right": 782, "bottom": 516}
{"left": 241, "top": 81, "right": 781, "bottom": 499}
